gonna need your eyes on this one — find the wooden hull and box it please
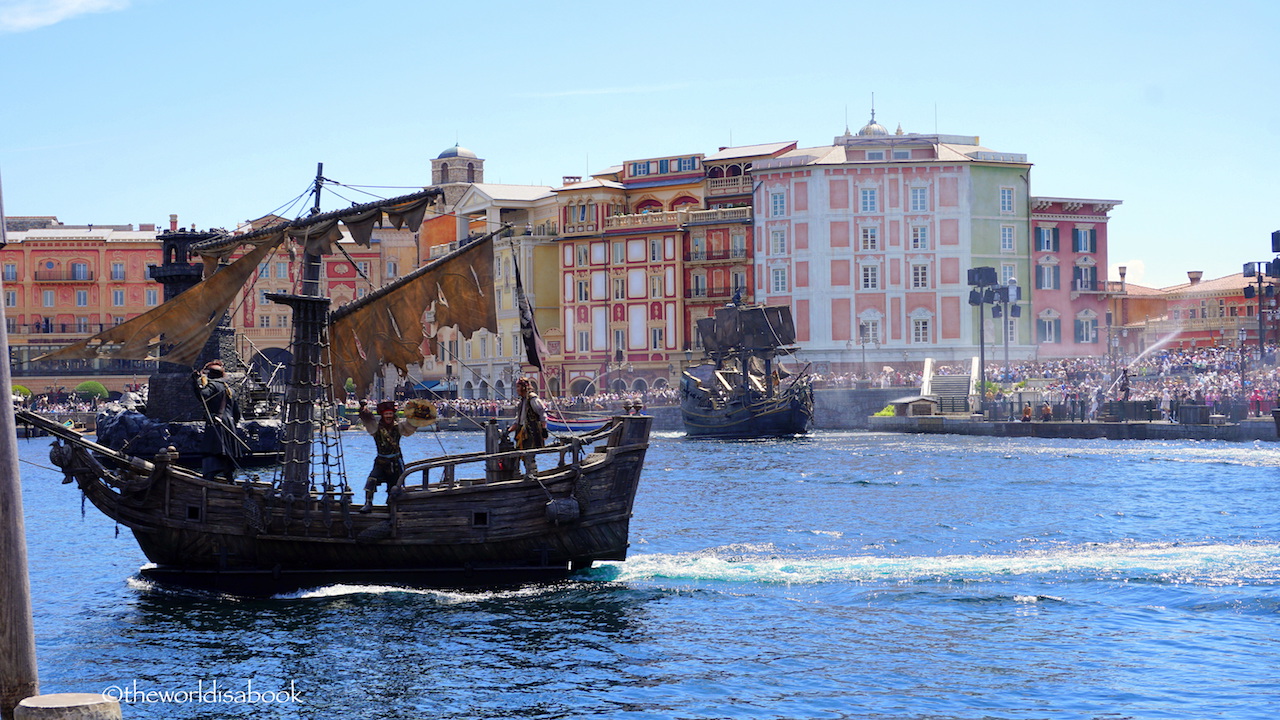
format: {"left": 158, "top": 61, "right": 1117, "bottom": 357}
{"left": 35, "top": 410, "right": 650, "bottom": 596}
{"left": 682, "top": 386, "right": 813, "bottom": 439}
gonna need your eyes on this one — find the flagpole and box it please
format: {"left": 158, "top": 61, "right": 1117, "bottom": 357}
{"left": 0, "top": 172, "right": 40, "bottom": 719}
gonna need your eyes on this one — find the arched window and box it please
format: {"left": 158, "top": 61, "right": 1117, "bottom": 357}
{"left": 635, "top": 199, "right": 663, "bottom": 213}
{"left": 439, "top": 163, "right": 449, "bottom": 183}
{"left": 467, "top": 163, "right": 475, "bottom": 182}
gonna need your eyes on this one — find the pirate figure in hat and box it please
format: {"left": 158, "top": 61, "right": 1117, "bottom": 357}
{"left": 191, "top": 359, "right": 243, "bottom": 481}
{"left": 508, "top": 377, "right": 548, "bottom": 478}
{"left": 356, "top": 399, "right": 419, "bottom": 513}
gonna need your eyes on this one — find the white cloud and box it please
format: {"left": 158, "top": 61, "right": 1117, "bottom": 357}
{"left": 0, "top": 0, "right": 130, "bottom": 34}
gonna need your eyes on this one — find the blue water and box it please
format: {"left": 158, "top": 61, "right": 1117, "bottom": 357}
{"left": 17, "top": 430, "right": 1280, "bottom": 719}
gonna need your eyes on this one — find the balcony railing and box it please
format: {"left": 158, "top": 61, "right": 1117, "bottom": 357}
{"left": 33, "top": 270, "right": 95, "bottom": 282}
{"left": 684, "top": 286, "right": 747, "bottom": 300}
{"left": 9, "top": 322, "right": 114, "bottom": 335}
{"left": 707, "top": 176, "right": 752, "bottom": 196}
{"left": 684, "top": 247, "right": 751, "bottom": 263}
{"left": 603, "top": 206, "right": 753, "bottom": 232}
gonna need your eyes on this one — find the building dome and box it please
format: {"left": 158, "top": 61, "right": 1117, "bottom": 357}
{"left": 437, "top": 144, "right": 477, "bottom": 159}
{"left": 856, "top": 112, "right": 889, "bottom": 137}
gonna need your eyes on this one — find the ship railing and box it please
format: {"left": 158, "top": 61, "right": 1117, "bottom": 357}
{"left": 398, "top": 420, "right": 619, "bottom": 489}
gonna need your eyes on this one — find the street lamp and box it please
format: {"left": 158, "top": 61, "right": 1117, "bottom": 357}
{"left": 968, "top": 266, "right": 999, "bottom": 413}
{"left": 990, "top": 277, "right": 1020, "bottom": 383}
{"left": 1243, "top": 260, "right": 1278, "bottom": 366}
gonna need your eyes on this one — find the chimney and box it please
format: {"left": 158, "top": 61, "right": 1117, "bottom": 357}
{"left": 169, "top": 214, "right": 178, "bottom": 232}
{"left": 1187, "top": 271, "right": 1203, "bottom": 285}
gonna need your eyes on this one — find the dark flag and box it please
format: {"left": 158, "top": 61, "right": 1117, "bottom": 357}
{"left": 514, "top": 259, "right": 546, "bottom": 370}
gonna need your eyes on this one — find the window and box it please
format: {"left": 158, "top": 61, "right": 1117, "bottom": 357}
{"left": 911, "top": 226, "right": 929, "bottom": 250}
{"left": 75, "top": 317, "right": 89, "bottom": 333}
{"left": 912, "top": 318, "right": 930, "bottom": 343}
{"left": 731, "top": 234, "right": 746, "bottom": 258}
{"left": 4, "top": 290, "right": 15, "bottom": 307}
{"left": 860, "top": 188, "right": 878, "bottom": 213}
{"left": 859, "top": 319, "right": 881, "bottom": 344}
{"left": 275, "top": 262, "right": 288, "bottom": 279}
{"left": 1074, "top": 317, "right": 1098, "bottom": 343}
{"left": 631, "top": 162, "right": 650, "bottom": 176}
{"left": 356, "top": 287, "right": 367, "bottom": 299}
{"left": 576, "top": 280, "right": 590, "bottom": 302}
{"left": 145, "top": 289, "right": 158, "bottom": 306}
{"left": 691, "top": 273, "right": 707, "bottom": 297}
{"left": 260, "top": 290, "right": 272, "bottom": 304}
{"left": 1037, "top": 265, "right": 1060, "bottom": 290}
{"left": 495, "top": 334, "right": 504, "bottom": 358}
{"left": 770, "top": 192, "right": 786, "bottom": 217}
{"left": 650, "top": 327, "right": 665, "bottom": 350}
{"left": 386, "top": 260, "right": 398, "bottom": 279}
{"left": 893, "top": 149, "right": 910, "bottom": 160}
{"left": 1073, "top": 265, "right": 1097, "bottom": 291}
{"left": 1073, "top": 228, "right": 1097, "bottom": 253}
{"left": 649, "top": 238, "right": 663, "bottom": 262}
{"left": 259, "top": 315, "right": 271, "bottom": 328}
{"left": 649, "top": 275, "right": 664, "bottom": 298}
{"left": 110, "top": 262, "right": 125, "bottom": 281}
{"left": 612, "top": 241, "right": 625, "bottom": 264}
{"left": 612, "top": 328, "right": 627, "bottom": 358}
{"left": 576, "top": 245, "right": 589, "bottom": 267}
{"left": 1037, "top": 318, "right": 1061, "bottom": 344}
{"left": 911, "top": 264, "right": 929, "bottom": 288}
{"left": 613, "top": 277, "right": 626, "bottom": 300}
{"left": 999, "top": 187, "right": 1014, "bottom": 213}
{"left": 112, "top": 289, "right": 125, "bottom": 306}
{"left": 1036, "top": 227, "right": 1059, "bottom": 252}
{"left": 731, "top": 271, "right": 746, "bottom": 293}
{"left": 279, "top": 315, "right": 288, "bottom": 328}
{"left": 258, "top": 265, "right": 269, "bottom": 279}
{"left": 75, "top": 290, "right": 87, "bottom": 307}
{"left": 861, "top": 226, "right": 879, "bottom": 251}
{"left": 2, "top": 264, "right": 16, "bottom": 281}
{"left": 770, "top": 267, "right": 789, "bottom": 293}
{"left": 909, "top": 187, "right": 928, "bottom": 212}
{"left": 356, "top": 261, "right": 370, "bottom": 277}
{"left": 677, "top": 156, "right": 697, "bottom": 172}
{"left": 577, "top": 330, "right": 591, "bottom": 352}
{"left": 68, "top": 262, "right": 89, "bottom": 281}
{"left": 1001, "top": 226, "right": 1015, "bottom": 252}
{"left": 861, "top": 264, "right": 879, "bottom": 290}
{"left": 866, "top": 150, "right": 885, "bottom": 161}
{"left": 691, "top": 236, "right": 705, "bottom": 260}
{"left": 112, "top": 316, "right": 124, "bottom": 326}
{"left": 1001, "top": 264, "right": 1016, "bottom": 286}
{"left": 770, "top": 230, "right": 787, "bottom": 255}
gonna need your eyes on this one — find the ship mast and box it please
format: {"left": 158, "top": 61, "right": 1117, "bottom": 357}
{"left": 272, "top": 163, "right": 331, "bottom": 495}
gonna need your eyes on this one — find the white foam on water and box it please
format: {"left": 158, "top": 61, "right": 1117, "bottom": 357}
{"left": 603, "top": 541, "right": 1280, "bottom": 586}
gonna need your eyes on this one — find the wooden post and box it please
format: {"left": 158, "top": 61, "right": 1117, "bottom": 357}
{"left": 0, "top": 174, "right": 40, "bottom": 718}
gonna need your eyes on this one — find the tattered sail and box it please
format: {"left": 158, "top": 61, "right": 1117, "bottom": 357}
{"left": 36, "top": 235, "right": 285, "bottom": 367}
{"left": 328, "top": 234, "right": 497, "bottom": 396}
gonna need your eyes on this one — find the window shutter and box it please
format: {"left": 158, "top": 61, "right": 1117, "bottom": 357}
{"left": 1089, "top": 229, "right": 1097, "bottom": 253}
{"left": 1051, "top": 228, "right": 1059, "bottom": 251}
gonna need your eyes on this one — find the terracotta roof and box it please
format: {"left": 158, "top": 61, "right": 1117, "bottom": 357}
{"left": 1161, "top": 272, "right": 1255, "bottom": 296}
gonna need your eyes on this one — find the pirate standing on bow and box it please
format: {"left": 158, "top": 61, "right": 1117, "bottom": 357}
{"left": 191, "top": 359, "right": 243, "bottom": 482}
{"left": 508, "top": 377, "right": 547, "bottom": 479}
{"left": 357, "top": 399, "right": 419, "bottom": 513}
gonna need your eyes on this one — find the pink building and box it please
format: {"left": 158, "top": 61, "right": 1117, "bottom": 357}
{"left": 1030, "top": 197, "right": 1121, "bottom": 359}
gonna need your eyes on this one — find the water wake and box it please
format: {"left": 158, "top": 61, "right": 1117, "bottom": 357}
{"left": 603, "top": 541, "right": 1280, "bottom": 586}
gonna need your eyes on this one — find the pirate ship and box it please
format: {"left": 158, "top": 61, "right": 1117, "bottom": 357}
{"left": 680, "top": 302, "right": 813, "bottom": 438}
{"left": 24, "top": 179, "right": 651, "bottom": 596}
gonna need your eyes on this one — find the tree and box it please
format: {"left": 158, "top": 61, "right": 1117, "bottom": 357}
{"left": 74, "top": 380, "right": 109, "bottom": 400}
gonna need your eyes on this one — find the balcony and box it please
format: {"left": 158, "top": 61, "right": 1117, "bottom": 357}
{"left": 685, "top": 206, "right": 752, "bottom": 225}
{"left": 684, "top": 286, "right": 747, "bottom": 301}
{"left": 33, "top": 270, "right": 95, "bottom": 282}
{"left": 10, "top": 322, "right": 113, "bottom": 335}
{"left": 602, "top": 206, "right": 753, "bottom": 233}
{"left": 603, "top": 211, "right": 683, "bottom": 231}
{"left": 684, "top": 247, "right": 751, "bottom": 263}
{"left": 707, "top": 176, "right": 752, "bottom": 197}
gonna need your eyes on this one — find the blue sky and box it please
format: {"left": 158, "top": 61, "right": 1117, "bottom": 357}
{"left": 1, "top": 0, "right": 1277, "bottom": 289}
